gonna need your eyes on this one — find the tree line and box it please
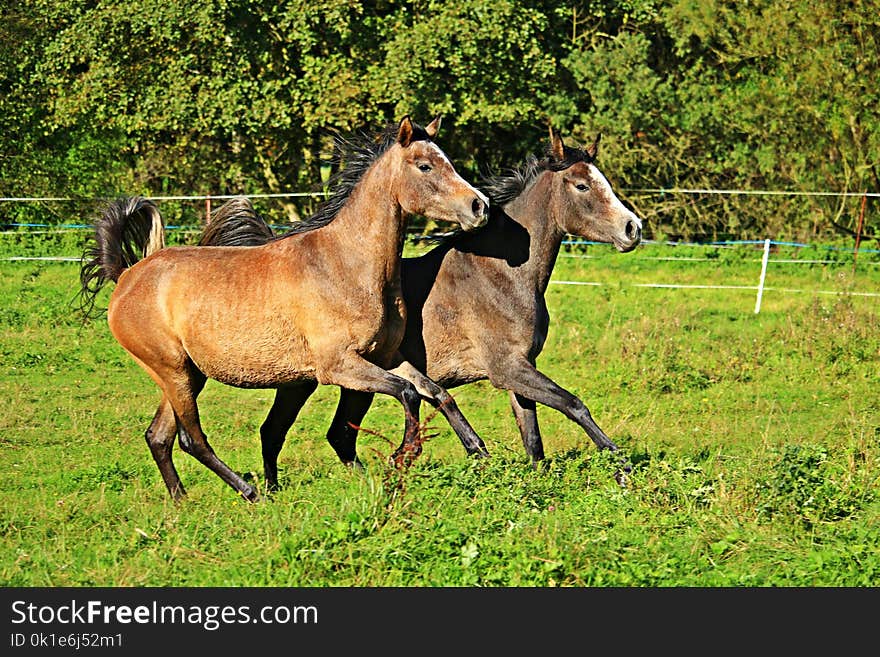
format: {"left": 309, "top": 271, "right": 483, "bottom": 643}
{"left": 1, "top": 0, "right": 877, "bottom": 242}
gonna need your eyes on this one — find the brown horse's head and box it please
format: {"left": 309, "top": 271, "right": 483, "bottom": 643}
{"left": 546, "top": 128, "right": 641, "bottom": 252}
{"left": 389, "top": 116, "right": 489, "bottom": 232}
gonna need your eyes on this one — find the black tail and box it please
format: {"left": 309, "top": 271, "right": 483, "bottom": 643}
{"left": 198, "top": 196, "right": 276, "bottom": 247}
{"left": 77, "top": 196, "right": 165, "bottom": 319}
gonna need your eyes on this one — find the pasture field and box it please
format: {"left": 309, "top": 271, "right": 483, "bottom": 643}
{"left": 1, "top": 231, "right": 878, "bottom": 586}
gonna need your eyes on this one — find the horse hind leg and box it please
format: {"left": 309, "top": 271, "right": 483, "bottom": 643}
{"left": 174, "top": 418, "right": 259, "bottom": 502}
{"left": 130, "top": 354, "right": 188, "bottom": 500}
{"left": 260, "top": 381, "right": 318, "bottom": 492}
{"left": 161, "top": 365, "right": 259, "bottom": 502}
{"left": 145, "top": 397, "right": 185, "bottom": 500}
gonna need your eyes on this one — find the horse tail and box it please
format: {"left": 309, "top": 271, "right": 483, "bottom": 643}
{"left": 198, "top": 196, "right": 276, "bottom": 247}
{"left": 77, "top": 196, "right": 165, "bottom": 319}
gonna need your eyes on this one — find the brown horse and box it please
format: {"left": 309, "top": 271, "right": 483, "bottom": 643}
{"left": 201, "top": 128, "right": 641, "bottom": 476}
{"left": 77, "top": 116, "right": 488, "bottom": 502}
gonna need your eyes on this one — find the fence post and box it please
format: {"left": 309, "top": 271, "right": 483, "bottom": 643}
{"left": 754, "top": 238, "right": 771, "bottom": 314}
{"left": 853, "top": 193, "right": 866, "bottom": 275}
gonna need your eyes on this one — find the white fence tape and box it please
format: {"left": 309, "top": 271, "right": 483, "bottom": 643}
{"left": 3, "top": 237, "right": 878, "bottom": 312}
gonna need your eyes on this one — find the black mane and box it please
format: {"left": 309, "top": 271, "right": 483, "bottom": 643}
{"left": 421, "top": 141, "right": 597, "bottom": 248}
{"left": 280, "top": 121, "right": 434, "bottom": 237}
{"left": 481, "top": 142, "right": 596, "bottom": 206}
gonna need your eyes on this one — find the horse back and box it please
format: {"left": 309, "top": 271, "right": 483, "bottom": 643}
{"left": 108, "top": 241, "right": 406, "bottom": 387}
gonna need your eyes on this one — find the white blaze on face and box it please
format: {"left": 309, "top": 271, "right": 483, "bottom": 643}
{"left": 429, "top": 142, "right": 490, "bottom": 207}
{"left": 587, "top": 163, "right": 641, "bottom": 231}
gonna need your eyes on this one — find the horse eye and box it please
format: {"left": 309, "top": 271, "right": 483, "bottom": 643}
{"left": 575, "top": 183, "right": 590, "bottom": 192}
{"left": 418, "top": 164, "right": 432, "bottom": 172}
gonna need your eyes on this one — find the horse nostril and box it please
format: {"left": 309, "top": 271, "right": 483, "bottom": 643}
{"left": 472, "top": 198, "right": 484, "bottom": 217}
{"left": 625, "top": 220, "right": 640, "bottom": 241}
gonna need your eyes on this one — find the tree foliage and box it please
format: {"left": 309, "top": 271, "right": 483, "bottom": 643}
{"left": 1, "top": 0, "right": 877, "bottom": 240}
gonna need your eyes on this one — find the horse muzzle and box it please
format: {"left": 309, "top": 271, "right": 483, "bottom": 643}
{"left": 614, "top": 217, "right": 642, "bottom": 252}
{"left": 460, "top": 194, "right": 489, "bottom": 231}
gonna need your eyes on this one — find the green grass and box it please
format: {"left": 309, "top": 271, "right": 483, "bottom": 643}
{"left": 1, "top": 233, "right": 878, "bottom": 586}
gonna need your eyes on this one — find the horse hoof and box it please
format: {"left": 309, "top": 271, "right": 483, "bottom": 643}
{"left": 239, "top": 485, "right": 260, "bottom": 503}
{"left": 344, "top": 459, "right": 366, "bottom": 472}
{"left": 613, "top": 458, "right": 633, "bottom": 488}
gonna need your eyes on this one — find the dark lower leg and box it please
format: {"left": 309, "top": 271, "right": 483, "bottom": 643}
{"left": 428, "top": 391, "right": 490, "bottom": 457}
{"left": 316, "top": 355, "right": 427, "bottom": 468}
{"left": 178, "top": 424, "right": 259, "bottom": 502}
{"left": 261, "top": 382, "right": 318, "bottom": 491}
{"left": 497, "top": 362, "right": 619, "bottom": 452}
{"left": 145, "top": 398, "right": 185, "bottom": 500}
{"left": 390, "top": 360, "right": 488, "bottom": 457}
{"left": 327, "top": 389, "right": 374, "bottom": 466}
{"left": 167, "top": 374, "right": 258, "bottom": 502}
{"left": 391, "top": 384, "right": 423, "bottom": 466}
{"left": 499, "top": 362, "right": 631, "bottom": 480}
{"left": 509, "top": 391, "right": 545, "bottom": 463}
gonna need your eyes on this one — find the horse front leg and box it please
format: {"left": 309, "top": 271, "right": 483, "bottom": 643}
{"left": 261, "top": 381, "right": 318, "bottom": 492}
{"left": 318, "top": 355, "right": 424, "bottom": 468}
{"left": 508, "top": 391, "right": 545, "bottom": 464}
{"left": 389, "top": 360, "right": 490, "bottom": 458}
{"left": 326, "top": 389, "right": 374, "bottom": 467}
{"left": 490, "top": 359, "right": 620, "bottom": 453}
{"left": 494, "top": 361, "right": 632, "bottom": 481}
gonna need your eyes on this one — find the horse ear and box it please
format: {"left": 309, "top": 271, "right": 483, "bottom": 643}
{"left": 425, "top": 116, "right": 442, "bottom": 139}
{"left": 586, "top": 133, "right": 601, "bottom": 159}
{"left": 397, "top": 116, "right": 414, "bottom": 147}
{"left": 549, "top": 125, "right": 565, "bottom": 160}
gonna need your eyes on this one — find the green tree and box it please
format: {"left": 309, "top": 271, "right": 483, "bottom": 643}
{"left": 657, "top": 0, "right": 879, "bottom": 239}
{"left": 362, "top": 0, "right": 565, "bottom": 174}
{"left": 1, "top": 3, "right": 127, "bottom": 224}
{"left": 2, "top": 0, "right": 877, "bottom": 241}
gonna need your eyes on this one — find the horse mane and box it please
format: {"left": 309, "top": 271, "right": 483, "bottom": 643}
{"left": 198, "top": 131, "right": 596, "bottom": 250}
{"left": 481, "top": 142, "right": 597, "bottom": 206}
{"left": 279, "top": 121, "right": 435, "bottom": 237}
{"left": 422, "top": 140, "right": 598, "bottom": 247}
{"left": 198, "top": 196, "right": 274, "bottom": 247}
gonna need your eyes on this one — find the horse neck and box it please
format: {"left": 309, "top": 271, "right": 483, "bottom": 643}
{"left": 501, "top": 172, "right": 566, "bottom": 294}
{"left": 323, "top": 159, "right": 407, "bottom": 284}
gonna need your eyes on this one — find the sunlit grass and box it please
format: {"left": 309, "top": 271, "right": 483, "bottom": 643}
{"left": 1, "top": 240, "right": 878, "bottom": 586}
